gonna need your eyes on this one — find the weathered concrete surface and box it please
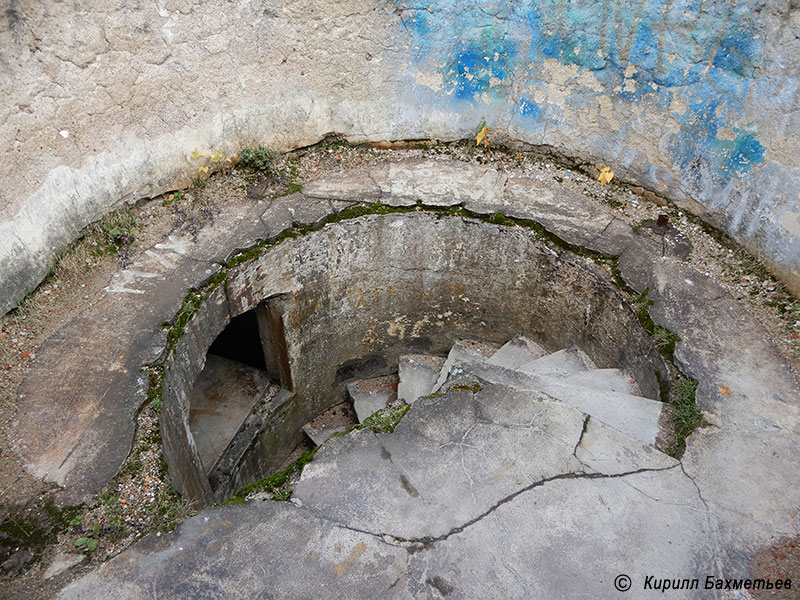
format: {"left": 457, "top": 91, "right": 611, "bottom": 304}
{"left": 294, "top": 384, "right": 674, "bottom": 540}
{"left": 58, "top": 501, "right": 410, "bottom": 600}
{"left": 10, "top": 194, "right": 307, "bottom": 504}
{"left": 13, "top": 194, "right": 656, "bottom": 504}
{"left": 396, "top": 354, "right": 445, "bottom": 404}
{"left": 3, "top": 1, "right": 799, "bottom": 314}
{"left": 516, "top": 347, "right": 596, "bottom": 378}
{"left": 43, "top": 553, "right": 84, "bottom": 581}
{"left": 447, "top": 358, "right": 665, "bottom": 447}
{"left": 60, "top": 382, "right": 716, "bottom": 599}
{"left": 305, "top": 159, "right": 636, "bottom": 255}
{"left": 433, "top": 339, "right": 501, "bottom": 392}
{"left": 565, "top": 368, "right": 641, "bottom": 396}
{"left": 302, "top": 422, "right": 347, "bottom": 447}
{"left": 618, "top": 233, "right": 800, "bottom": 553}
{"left": 188, "top": 355, "right": 270, "bottom": 473}
{"left": 486, "top": 334, "right": 545, "bottom": 370}
{"left": 347, "top": 375, "right": 399, "bottom": 423}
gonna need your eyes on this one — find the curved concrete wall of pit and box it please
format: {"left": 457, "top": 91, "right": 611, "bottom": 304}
{"left": 161, "top": 214, "right": 667, "bottom": 504}
{"left": 2, "top": 0, "right": 798, "bottom": 314}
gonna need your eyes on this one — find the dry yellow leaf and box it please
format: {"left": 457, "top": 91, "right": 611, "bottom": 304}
{"left": 718, "top": 386, "right": 731, "bottom": 395}
{"left": 476, "top": 125, "right": 489, "bottom": 147}
{"left": 598, "top": 166, "right": 614, "bottom": 185}
{"left": 197, "top": 166, "right": 209, "bottom": 174}
{"left": 191, "top": 149, "right": 206, "bottom": 160}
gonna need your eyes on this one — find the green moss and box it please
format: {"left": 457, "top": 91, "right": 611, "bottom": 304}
{"left": 272, "top": 182, "right": 304, "bottom": 199}
{"left": 361, "top": 404, "right": 411, "bottom": 434}
{"left": 448, "top": 382, "right": 484, "bottom": 394}
{"left": 165, "top": 291, "right": 207, "bottom": 352}
{"left": 226, "top": 448, "right": 319, "bottom": 504}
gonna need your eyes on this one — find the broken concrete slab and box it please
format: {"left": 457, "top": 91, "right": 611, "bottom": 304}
{"left": 450, "top": 358, "right": 664, "bottom": 447}
{"left": 465, "top": 174, "right": 635, "bottom": 255}
{"left": 397, "top": 354, "right": 445, "bottom": 404}
{"left": 575, "top": 417, "right": 677, "bottom": 475}
{"left": 57, "top": 501, "right": 410, "bottom": 600}
{"left": 370, "top": 159, "right": 508, "bottom": 207}
{"left": 294, "top": 385, "right": 586, "bottom": 540}
{"left": 347, "top": 375, "right": 399, "bottom": 423}
{"left": 62, "top": 381, "right": 714, "bottom": 598}
{"left": 301, "top": 169, "right": 383, "bottom": 202}
{"left": 486, "top": 334, "right": 546, "bottom": 369}
{"left": 10, "top": 257, "right": 221, "bottom": 505}
{"left": 618, "top": 233, "right": 800, "bottom": 548}
{"left": 564, "top": 368, "right": 641, "bottom": 396}
{"left": 408, "top": 466, "right": 711, "bottom": 600}
{"left": 433, "top": 339, "right": 500, "bottom": 392}
{"left": 516, "top": 346, "right": 596, "bottom": 378}
{"left": 299, "top": 159, "right": 635, "bottom": 256}
{"left": 259, "top": 193, "right": 334, "bottom": 238}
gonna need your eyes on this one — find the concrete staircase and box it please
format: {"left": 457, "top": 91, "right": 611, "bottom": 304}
{"left": 317, "top": 335, "right": 664, "bottom": 449}
{"left": 59, "top": 336, "right": 706, "bottom": 600}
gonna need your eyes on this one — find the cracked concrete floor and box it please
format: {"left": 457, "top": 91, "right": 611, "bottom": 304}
{"left": 58, "top": 384, "right": 715, "bottom": 599}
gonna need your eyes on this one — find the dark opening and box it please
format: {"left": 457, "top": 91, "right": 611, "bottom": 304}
{"left": 208, "top": 310, "right": 267, "bottom": 370}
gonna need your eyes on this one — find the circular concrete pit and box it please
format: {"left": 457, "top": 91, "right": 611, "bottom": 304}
{"left": 161, "top": 213, "right": 667, "bottom": 505}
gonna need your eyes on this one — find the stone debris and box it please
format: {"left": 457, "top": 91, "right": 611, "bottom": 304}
{"left": 43, "top": 553, "right": 84, "bottom": 580}
{"left": 347, "top": 374, "right": 399, "bottom": 423}
{"left": 396, "top": 354, "right": 446, "bottom": 404}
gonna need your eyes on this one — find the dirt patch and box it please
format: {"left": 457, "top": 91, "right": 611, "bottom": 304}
{"left": 749, "top": 535, "right": 800, "bottom": 599}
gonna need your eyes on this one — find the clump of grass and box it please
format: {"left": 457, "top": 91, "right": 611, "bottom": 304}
{"left": 99, "top": 214, "right": 137, "bottom": 252}
{"left": 238, "top": 145, "right": 278, "bottom": 174}
{"left": 669, "top": 377, "right": 706, "bottom": 457}
{"left": 631, "top": 288, "right": 681, "bottom": 360}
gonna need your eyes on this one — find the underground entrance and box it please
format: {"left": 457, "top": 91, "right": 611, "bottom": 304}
{"left": 163, "top": 212, "right": 668, "bottom": 505}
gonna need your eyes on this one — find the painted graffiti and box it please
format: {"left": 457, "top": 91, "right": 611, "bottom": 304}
{"left": 394, "top": 0, "right": 774, "bottom": 193}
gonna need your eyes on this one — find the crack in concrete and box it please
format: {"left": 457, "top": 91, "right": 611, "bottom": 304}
{"left": 297, "top": 463, "right": 681, "bottom": 552}
{"left": 571, "top": 414, "right": 591, "bottom": 470}
{"left": 493, "top": 512, "right": 531, "bottom": 598}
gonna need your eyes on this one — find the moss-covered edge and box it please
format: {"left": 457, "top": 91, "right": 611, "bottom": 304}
{"left": 152, "top": 147, "right": 709, "bottom": 505}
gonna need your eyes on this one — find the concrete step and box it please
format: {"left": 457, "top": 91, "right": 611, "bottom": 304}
{"left": 433, "top": 339, "right": 500, "bottom": 392}
{"left": 448, "top": 358, "right": 664, "bottom": 447}
{"left": 564, "top": 368, "right": 642, "bottom": 397}
{"left": 188, "top": 354, "right": 273, "bottom": 473}
{"left": 486, "top": 334, "right": 547, "bottom": 369}
{"left": 397, "top": 354, "right": 446, "bottom": 404}
{"left": 517, "top": 346, "right": 596, "bottom": 378}
{"left": 347, "top": 374, "right": 399, "bottom": 423}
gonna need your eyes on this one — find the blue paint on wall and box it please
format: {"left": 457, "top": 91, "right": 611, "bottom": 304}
{"left": 396, "top": 0, "right": 769, "bottom": 185}
{"left": 518, "top": 97, "right": 540, "bottom": 119}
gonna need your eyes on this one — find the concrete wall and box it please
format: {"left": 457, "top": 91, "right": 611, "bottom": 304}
{"left": 2, "top": 0, "right": 799, "bottom": 313}
{"left": 163, "top": 214, "right": 666, "bottom": 503}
